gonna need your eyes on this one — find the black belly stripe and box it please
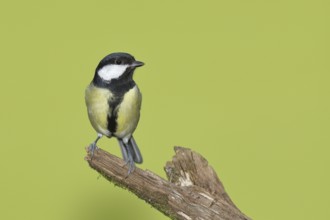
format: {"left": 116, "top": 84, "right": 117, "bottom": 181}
{"left": 107, "top": 96, "right": 123, "bottom": 133}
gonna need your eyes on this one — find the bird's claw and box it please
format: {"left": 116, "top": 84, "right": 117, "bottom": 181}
{"left": 124, "top": 157, "right": 135, "bottom": 177}
{"left": 88, "top": 143, "right": 98, "bottom": 158}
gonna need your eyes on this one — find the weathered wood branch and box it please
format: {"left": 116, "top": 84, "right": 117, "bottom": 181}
{"left": 85, "top": 146, "right": 250, "bottom": 220}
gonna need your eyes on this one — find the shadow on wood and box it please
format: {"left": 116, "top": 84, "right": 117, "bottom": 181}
{"left": 85, "top": 146, "right": 250, "bottom": 220}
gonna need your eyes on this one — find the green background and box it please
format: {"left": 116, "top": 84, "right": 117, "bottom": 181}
{"left": 0, "top": 0, "right": 329, "bottom": 219}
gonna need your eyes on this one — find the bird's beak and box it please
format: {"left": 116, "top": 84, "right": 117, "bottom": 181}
{"left": 131, "top": 61, "right": 144, "bottom": 68}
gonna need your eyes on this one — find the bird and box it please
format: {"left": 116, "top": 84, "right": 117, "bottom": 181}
{"left": 85, "top": 52, "right": 144, "bottom": 174}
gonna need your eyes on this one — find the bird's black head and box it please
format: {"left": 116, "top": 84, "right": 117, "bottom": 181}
{"left": 93, "top": 52, "right": 144, "bottom": 88}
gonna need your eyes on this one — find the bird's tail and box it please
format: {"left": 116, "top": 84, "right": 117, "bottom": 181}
{"left": 127, "top": 136, "right": 143, "bottom": 164}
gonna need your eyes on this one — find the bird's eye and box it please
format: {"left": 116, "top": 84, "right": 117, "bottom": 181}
{"left": 115, "top": 60, "right": 122, "bottom": 65}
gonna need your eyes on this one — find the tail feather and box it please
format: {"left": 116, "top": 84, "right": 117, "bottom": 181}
{"left": 128, "top": 136, "right": 143, "bottom": 164}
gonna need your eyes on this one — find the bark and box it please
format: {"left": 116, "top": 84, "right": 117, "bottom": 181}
{"left": 85, "top": 146, "right": 250, "bottom": 220}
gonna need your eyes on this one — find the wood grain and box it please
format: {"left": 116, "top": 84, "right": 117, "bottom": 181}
{"left": 85, "top": 146, "right": 250, "bottom": 220}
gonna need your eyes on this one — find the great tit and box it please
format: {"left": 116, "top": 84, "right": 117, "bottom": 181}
{"left": 85, "top": 52, "right": 144, "bottom": 173}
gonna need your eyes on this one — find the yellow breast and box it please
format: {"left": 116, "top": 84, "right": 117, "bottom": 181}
{"left": 85, "top": 84, "right": 112, "bottom": 136}
{"left": 115, "top": 86, "right": 142, "bottom": 139}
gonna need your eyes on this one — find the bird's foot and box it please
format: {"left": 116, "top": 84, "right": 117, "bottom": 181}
{"left": 127, "top": 159, "right": 136, "bottom": 176}
{"left": 88, "top": 142, "right": 98, "bottom": 159}
{"left": 123, "top": 157, "right": 135, "bottom": 177}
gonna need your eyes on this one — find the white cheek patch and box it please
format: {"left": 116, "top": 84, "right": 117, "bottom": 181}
{"left": 98, "top": 64, "right": 129, "bottom": 81}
